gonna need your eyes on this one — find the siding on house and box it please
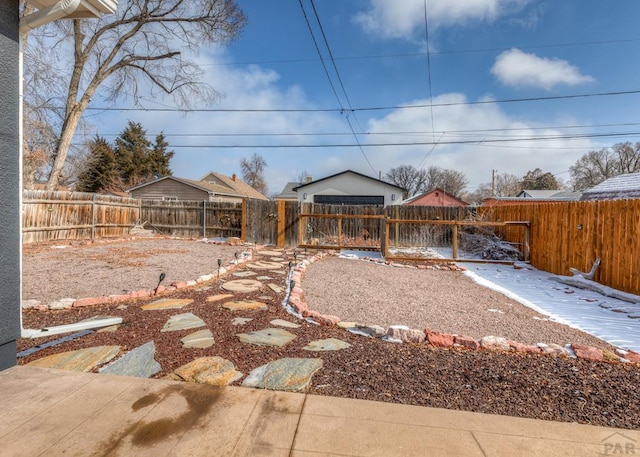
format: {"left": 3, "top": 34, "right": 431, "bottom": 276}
{"left": 293, "top": 170, "right": 404, "bottom": 206}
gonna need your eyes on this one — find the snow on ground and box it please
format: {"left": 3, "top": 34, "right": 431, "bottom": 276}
{"left": 462, "top": 263, "right": 640, "bottom": 353}
{"left": 339, "top": 249, "right": 640, "bottom": 352}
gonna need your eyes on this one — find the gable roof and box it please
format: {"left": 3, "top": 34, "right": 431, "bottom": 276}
{"left": 581, "top": 172, "right": 640, "bottom": 200}
{"left": 292, "top": 169, "right": 405, "bottom": 192}
{"left": 516, "top": 189, "right": 563, "bottom": 198}
{"left": 403, "top": 188, "right": 468, "bottom": 206}
{"left": 127, "top": 174, "right": 268, "bottom": 200}
{"left": 275, "top": 182, "right": 301, "bottom": 200}
{"left": 200, "top": 172, "right": 269, "bottom": 200}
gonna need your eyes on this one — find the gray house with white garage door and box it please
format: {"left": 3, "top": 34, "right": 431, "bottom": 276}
{"left": 292, "top": 170, "right": 405, "bottom": 206}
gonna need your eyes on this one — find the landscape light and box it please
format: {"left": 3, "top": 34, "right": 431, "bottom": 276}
{"left": 154, "top": 272, "right": 166, "bottom": 295}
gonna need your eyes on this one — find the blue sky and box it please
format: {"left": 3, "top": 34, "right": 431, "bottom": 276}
{"left": 89, "top": 0, "right": 640, "bottom": 196}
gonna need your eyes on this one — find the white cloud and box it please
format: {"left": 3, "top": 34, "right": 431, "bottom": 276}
{"left": 491, "top": 48, "right": 594, "bottom": 90}
{"left": 354, "top": 0, "right": 531, "bottom": 39}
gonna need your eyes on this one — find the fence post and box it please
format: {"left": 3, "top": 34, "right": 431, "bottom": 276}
{"left": 337, "top": 214, "right": 342, "bottom": 249}
{"left": 91, "top": 193, "right": 96, "bottom": 240}
{"left": 394, "top": 205, "right": 399, "bottom": 247}
{"left": 203, "top": 200, "right": 207, "bottom": 238}
{"left": 241, "top": 199, "right": 247, "bottom": 241}
{"left": 524, "top": 223, "right": 531, "bottom": 262}
{"left": 381, "top": 217, "right": 388, "bottom": 258}
{"left": 452, "top": 222, "right": 458, "bottom": 259}
{"left": 277, "top": 200, "right": 286, "bottom": 247}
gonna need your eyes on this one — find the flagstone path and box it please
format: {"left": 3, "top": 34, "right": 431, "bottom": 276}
{"left": 22, "top": 247, "right": 353, "bottom": 392}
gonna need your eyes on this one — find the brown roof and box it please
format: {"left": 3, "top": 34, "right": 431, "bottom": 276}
{"left": 200, "top": 172, "right": 269, "bottom": 200}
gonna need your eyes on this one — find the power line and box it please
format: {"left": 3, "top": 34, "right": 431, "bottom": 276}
{"left": 299, "top": 0, "right": 377, "bottom": 174}
{"left": 78, "top": 88, "right": 640, "bottom": 113}
{"left": 72, "top": 131, "right": 640, "bottom": 149}
{"left": 75, "top": 121, "right": 640, "bottom": 139}
{"left": 296, "top": 0, "right": 344, "bottom": 110}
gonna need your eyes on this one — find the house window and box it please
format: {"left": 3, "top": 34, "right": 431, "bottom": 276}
{"left": 162, "top": 196, "right": 178, "bottom": 201}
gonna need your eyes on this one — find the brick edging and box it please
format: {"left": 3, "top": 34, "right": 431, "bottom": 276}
{"left": 287, "top": 252, "right": 640, "bottom": 365}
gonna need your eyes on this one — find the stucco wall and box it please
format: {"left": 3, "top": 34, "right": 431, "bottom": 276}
{"left": 296, "top": 172, "right": 403, "bottom": 206}
{"left": 0, "top": 0, "right": 20, "bottom": 370}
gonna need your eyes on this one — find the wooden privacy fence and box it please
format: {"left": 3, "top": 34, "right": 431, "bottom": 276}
{"left": 139, "top": 200, "right": 243, "bottom": 239}
{"left": 480, "top": 200, "right": 640, "bottom": 294}
{"left": 22, "top": 191, "right": 140, "bottom": 243}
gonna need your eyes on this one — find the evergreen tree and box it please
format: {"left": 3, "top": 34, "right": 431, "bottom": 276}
{"left": 76, "top": 136, "right": 119, "bottom": 193}
{"left": 76, "top": 122, "right": 173, "bottom": 193}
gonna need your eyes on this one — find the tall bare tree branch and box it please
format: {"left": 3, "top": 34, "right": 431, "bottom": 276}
{"left": 22, "top": 0, "right": 246, "bottom": 190}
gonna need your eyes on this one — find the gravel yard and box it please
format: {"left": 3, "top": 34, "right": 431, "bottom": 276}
{"left": 301, "top": 256, "right": 615, "bottom": 349}
{"left": 22, "top": 238, "right": 241, "bottom": 303}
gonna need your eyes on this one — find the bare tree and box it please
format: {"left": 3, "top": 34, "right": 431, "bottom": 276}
{"left": 423, "top": 166, "right": 468, "bottom": 197}
{"left": 385, "top": 165, "right": 427, "bottom": 198}
{"left": 240, "top": 153, "right": 268, "bottom": 195}
{"left": 23, "top": 0, "right": 247, "bottom": 190}
{"left": 568, "top": 143, "right": 640, "bottom": 191}
{"left": 464, "top": 172, "right": 521, "bottom": 204}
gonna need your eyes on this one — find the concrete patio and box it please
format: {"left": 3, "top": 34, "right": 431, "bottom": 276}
{"left": 1, "top": 365, "right": 636, "bottom": 456}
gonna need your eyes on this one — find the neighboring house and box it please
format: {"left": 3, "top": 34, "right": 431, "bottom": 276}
{"left": 515, "top": 189, "right": 563, "bottom": 199}
{"left": 128, "top": 173, "right": 268, "bottom": 202}
{"left": 580, "top": 172, "right": 640, "bottom": 201}
{"left": 483, "top": 189, "right": 582, "bottom": 206}
{"left": 292, "top": 170, "right": 405, "bottom": 206}
{"left": 403, "top": 188, "right": 468, "bottom": 207}
{"left": 275, "top": 181, "right": 304, "bottom": 201}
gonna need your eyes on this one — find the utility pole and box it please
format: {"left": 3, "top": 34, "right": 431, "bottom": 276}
{"left": 491, "top": 169, "right": 496, "bottom": 197}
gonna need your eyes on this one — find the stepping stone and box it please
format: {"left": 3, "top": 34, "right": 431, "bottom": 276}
{"left": 232, "top": 317, "right": 253, "bottom": 326}
{"left": 260, "top": 250, "right": 284, "bottom": 257}
{"left": 99, "top": 341, "right": 160, "bottom": 378}
{"left": 194, "top": 285, "right": 214, "bottom": 292}
{"left": 256, "top": 276, "right": 272, "bottom": 281}
{"left": 206, "top": 293, "right": 234, "bottom": 303}
{"left": 221, "top": 279, "right": 263, "bottom": 293}
{"left": 232, "top": 271, "right": 257, "bottom": 277}
{"left": 27, "top": 346, "right": 121, "bottom": 372}
{"left": 246, "top": 261, "right": 283, "bottom": 270}
{"left": 236, "top": 328, "right": 296, "bottom": 347}
{"left": 270, "top": 319, "right": 301, "bottom": 329}
{"left": 181, "top": 329, "right": 215, "bottom": 348}
{"left": 161, "top": 313, "right": 206, "bottom": 332}
{"left": 173, "top": 356, "right": 243, "bottom": 386}
{"left": 303, "top": 338, "right": 351, "bottom": 351}
{"left": 142, "top": 298, "right": 193, "bottom": 311}
{"left": 222, "top": 300, "right": 268, "bottom": 312}
{"left": 242, "top": 358, "right": 323, "bottom": 392}
{"left": 268, "top": 284, "right": 283, "bottom": 294}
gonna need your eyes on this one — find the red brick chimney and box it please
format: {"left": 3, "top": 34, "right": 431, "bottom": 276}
{"left": 232, "top": 173, "right": 236, "bottom": 182}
